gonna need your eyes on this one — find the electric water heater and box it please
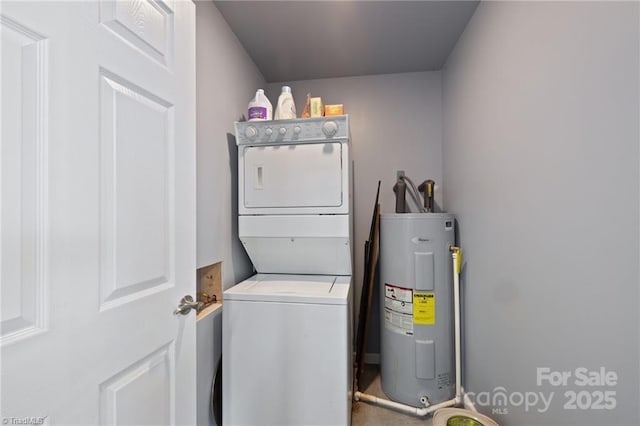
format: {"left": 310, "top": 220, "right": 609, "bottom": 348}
{"left": 379, "top": 213, "right": 455, "bottom": 407}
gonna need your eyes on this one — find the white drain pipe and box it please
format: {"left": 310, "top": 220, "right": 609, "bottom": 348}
{"left": 452, "top": 246, "right": 462, "bottom": 400}
{"left": 462, "top": 386, "right": 479, "bottom": 413}
{"left": 354, "top": 392, "right": 459, "bottom": 417}
{"left": 354, "top": 246, "right": 463, "bottom": 417}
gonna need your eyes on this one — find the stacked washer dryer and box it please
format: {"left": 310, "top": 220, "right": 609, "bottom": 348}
{"left": 223, "top": 116, "right": 353, "bottom": 426}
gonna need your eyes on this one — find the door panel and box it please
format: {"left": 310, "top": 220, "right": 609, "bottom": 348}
{"left": 99, "top": 0, "right": 174, "bottom": 67}
{"left": 99, "top": 343, "right": 175, "bottom": 425}
{"left": 0, "top": 13, "right": 48, "bottom": 346}
{"left": 0, "top": 1, "right": 195, "bottom": 424}
{"left": 99, "top": 70, "right": 175, "bottom": 310}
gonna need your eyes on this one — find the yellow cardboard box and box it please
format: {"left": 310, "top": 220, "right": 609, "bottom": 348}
{"left": 324, "top": 104, "right": 344, "bottom": 116}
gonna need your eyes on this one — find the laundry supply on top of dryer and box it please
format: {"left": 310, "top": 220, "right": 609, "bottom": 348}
{"left": 247, "top": 89, "right": 272, "bottom": 121}
{"left": 274, "top": 86, "right": 297, "bottom": 119}
{"left": 301, "top": 93, "right": 311, "bottom": 118}
{"left": 325, "top": 104, "right": 344, "bottom": 116}
{"left": 310, "top": 97, "right": 324, "bottom": 117}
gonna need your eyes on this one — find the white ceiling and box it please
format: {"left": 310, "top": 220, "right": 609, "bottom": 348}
{"left": 214, "top": 0, "right": 480, "bottom": 83}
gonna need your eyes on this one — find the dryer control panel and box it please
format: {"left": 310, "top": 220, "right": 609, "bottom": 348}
{"left": 235, "top": 115, "right": 348, "bottom": 145}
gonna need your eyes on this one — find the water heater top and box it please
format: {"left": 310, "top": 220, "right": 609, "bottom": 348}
{"left": 235, "top": 115, "right": 349, "bottom": 146}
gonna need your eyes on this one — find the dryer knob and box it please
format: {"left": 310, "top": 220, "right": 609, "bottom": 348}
{"left": 293, "top": 126, "right": 301, "bottom": 134}
{"left": 322, "top": 120, "right": 338, "bottom": 137}
{"left": 245, "top": 125, "right": 258, "bottom": 140}
{"left": 279, "top": 127, "right": 287, "bottom": 135}
{"left": 265, "top": 127, "right": 273, "bottom": 136}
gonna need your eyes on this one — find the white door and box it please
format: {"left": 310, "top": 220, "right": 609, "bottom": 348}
{"left": 1, "top": 1, "right": 196, "bottom": 424}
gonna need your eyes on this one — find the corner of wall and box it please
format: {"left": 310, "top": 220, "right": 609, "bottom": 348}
{"left": 195, "top": 0, "right": 266, "bottom": 287}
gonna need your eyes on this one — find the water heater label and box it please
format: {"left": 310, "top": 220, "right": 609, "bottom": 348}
{"left": 437, "top": 372, "right": 452, "bottom": 389}
{"left": 384, "top": 309, "right": 414, "bottom": 335}
{"left": 384, "top": 297, "right": 412, "bottom": 315}
{"left": 384, "top": 284, "right": 414, "bottom": 335}
{"left": 413, "top": 292, "right": 436, "bottom": 325}
{"left": 384, "top": 283, "right": 412, "bottom": 302}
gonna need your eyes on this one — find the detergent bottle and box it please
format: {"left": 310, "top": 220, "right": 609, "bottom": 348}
{"left": 247, "top": 89, "right": 272, "bottom": 121}
{"left": 274, "top": 86, "right": 296, "bottom": 120}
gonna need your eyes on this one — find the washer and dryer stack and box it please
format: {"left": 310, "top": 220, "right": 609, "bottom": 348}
{"left": 223, "top": 116, "right": 353, "bottom": 426}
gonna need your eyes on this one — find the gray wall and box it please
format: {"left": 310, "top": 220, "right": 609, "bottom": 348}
{"left": 196, "top": 2, "right": 265, "bottom": 425}
{"left": 196, "top": 0, "right": 264, "bottom": 286}
{"left": 267, "top": 72, "right": 443, "bottom": 355}
{"left": 442, "top": 2, "right": 639, "bottom": 425}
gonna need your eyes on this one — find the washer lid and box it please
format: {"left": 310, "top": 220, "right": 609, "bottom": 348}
{"left": 223, "top": 274, "right": 351, "bottom": 305}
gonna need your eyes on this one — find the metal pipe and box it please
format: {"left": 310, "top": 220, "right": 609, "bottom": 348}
{"left": 393, "top": 179, "right": 407, "bottom": 213}
{"left": 400, "top": 175, "right": 426, "bottom": 213}
{"left": 418, "top": 179, "right": 436, "bottom": 212}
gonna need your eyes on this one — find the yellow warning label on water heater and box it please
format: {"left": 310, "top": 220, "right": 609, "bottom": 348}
{"left": 413, "top": 292, "right": 435, "bottom": 325}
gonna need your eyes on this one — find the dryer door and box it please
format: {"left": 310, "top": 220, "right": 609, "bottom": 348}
{"left": 242, "top": 142, "right": 344, "bottom": 211}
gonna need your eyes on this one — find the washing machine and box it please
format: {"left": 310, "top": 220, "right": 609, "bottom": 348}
{"left": 223, "top": 116, "right": 353, "bottom": 426}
